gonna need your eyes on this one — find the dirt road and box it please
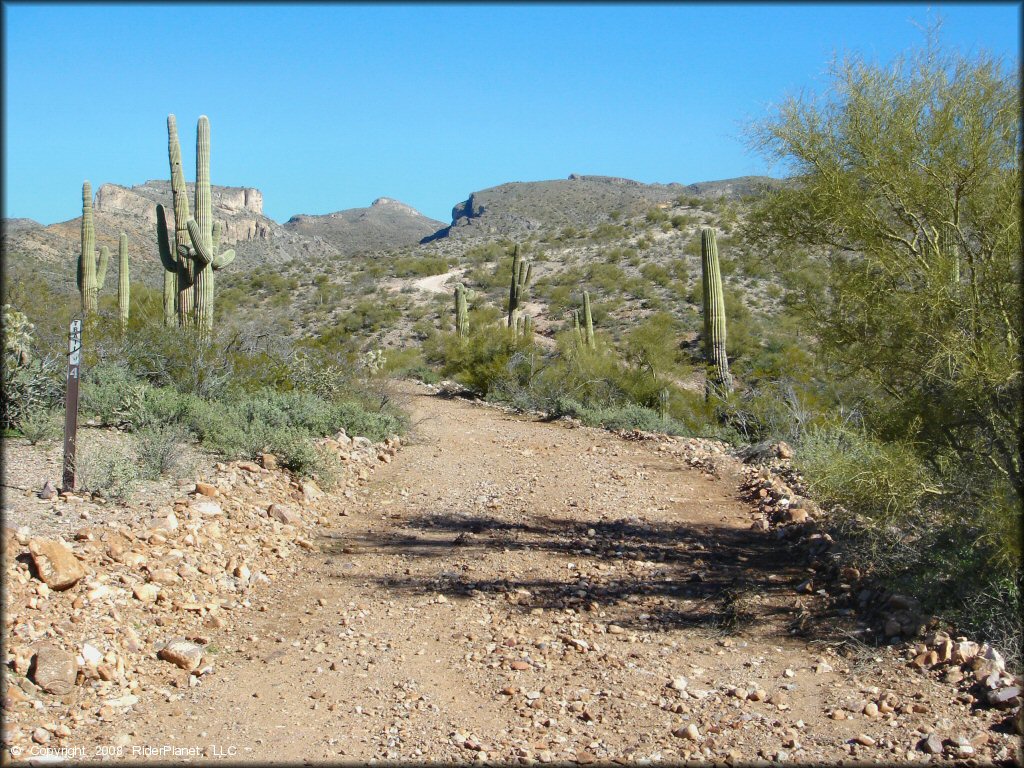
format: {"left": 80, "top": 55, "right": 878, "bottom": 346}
{"left": 64, "top": 388, "right": 1018, "bottom": 764}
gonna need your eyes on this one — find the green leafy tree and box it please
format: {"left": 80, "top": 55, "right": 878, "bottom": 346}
{"left": 747, "top": 29, "right": 1021, "bottom": 521}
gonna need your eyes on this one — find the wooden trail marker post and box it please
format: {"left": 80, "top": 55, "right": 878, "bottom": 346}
{"left": 61, "top": 319, "right": 82, "bottom": 492}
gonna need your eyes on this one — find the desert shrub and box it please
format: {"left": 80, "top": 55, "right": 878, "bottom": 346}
{"left": 426, "top": 322, "right": 535, "bottom": 397}
{"left": 76, "top": 441, "right": 139, "bottom": 501}
{"left": 16, "top": 408, "right": 62, "bottom": 445}
{"left": 338, "top": 298, "right": 404, "bottom": 335}
{"left": 640, "top": 263, "right": 672, "bottom": 287}
{"left": 591, "top": 223, "right": 627, "bottom": 242}
{"left": 1, "top": 304, "right": 63, "bottom": 430}
{"left": 1, "top": 358, "right": 63, "bottom": 431}
{"left": 463, "top": 241, "right": 513, "bottom": 264}
{"left": 380, "top": 346, "right": 426, "bottom": 377}
{"left": 645, "top": 207, "right": 669, "bottom": 224}
{"left": 81, "top": 362, "right": 147, "bottom": 428}
{"left": 392, "top": 255, "right": 453, "bottom": 277}
{"left": 135, "top": 422, "right": 193, "bottom": 480}
{"left": 796, "top": 424, "right": 939, "bottom": 520}
{"left": 585, "top": 263, "right": 626, "bottom": 294}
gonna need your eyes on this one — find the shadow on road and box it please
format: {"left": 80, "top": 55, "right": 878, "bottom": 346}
{"left": 320, "top": 509, "right": 845, "bottom": 641}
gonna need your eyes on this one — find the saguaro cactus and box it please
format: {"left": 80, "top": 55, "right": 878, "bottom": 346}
{"left": 163, "top": 114, "right": 235, "bottom": 333}
{"left": 700, "top": 227, "right": 733, "bottom": 396}
{"left": 507, "top": 244, "right": 532, "bottom": 330}
{"left": 454, "top": 283, "right": 469, "bottom": 338}
{"left": 582, "top": 291, "right": 595, "bottom": 350}
{"left": 78, "top": 182, "right": 109, "bottom": 315}
{"left": 185, "top": 116, "right": 236, "bottom": 334}
{"left": 117, "top": 233, "right": 129, "bottom": 331}
{"left": 572, "top": 309, "right": 583, "bottom": 345}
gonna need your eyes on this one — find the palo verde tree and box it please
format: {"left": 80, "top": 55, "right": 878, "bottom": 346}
{"left": 748, "top": 29, "right": 1021, "bottom": 561}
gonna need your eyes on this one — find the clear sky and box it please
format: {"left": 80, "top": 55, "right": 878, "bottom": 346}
{"left": 2, "top": 2, "right": 1020, "bottom": 226}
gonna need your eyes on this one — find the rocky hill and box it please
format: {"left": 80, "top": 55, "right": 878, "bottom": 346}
{"left": 428, "top": 174, "right": 782, "bottom": 241}
{"left": 283, "top": 198, "right": 446, "bottom": 256}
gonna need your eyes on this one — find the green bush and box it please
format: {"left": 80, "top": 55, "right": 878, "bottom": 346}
{"left": 135, "top": 423, "right": 193, "bottom": 480}
{"left": 16, "top": 408, "right": 62, "bottom": 445}
{"left": 1, "top": 357, "right": 63, "bottom": 432}
{"left": 77, "top": 441, "right": 139, "bottom": 501}
{"left": 81, "top": 362, "right": 147, "bottom": 428}
{"left": 392, "top": 255, "right": 454, "bottom": 277}
{"left": 795, "top": 425, "right": 939, "bottom": 521}
{"left": 426, "top": 323, "right": 535, "bottom": 397}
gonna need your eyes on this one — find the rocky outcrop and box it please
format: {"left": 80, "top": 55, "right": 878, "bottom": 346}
{"left": 94, "top": 181, "right": 270, "bottom": 245}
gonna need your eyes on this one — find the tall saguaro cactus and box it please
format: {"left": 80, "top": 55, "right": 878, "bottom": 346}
{"left": 507, "top": 244, "right": 532, "bottom": 330}
{"left": 700, "top": 227, "right": 733, "bottom": 396}
{"left": 454, "top": 283, "right": 469, "bottom": 338}
{"left": 78, "top": 182, "right": 109, "bottom": 315}
{"left": 163, "top": 114, "right": 235, "bottom": 334}
{"left": 117, "top": 233, "right": 129, "bottom": 331}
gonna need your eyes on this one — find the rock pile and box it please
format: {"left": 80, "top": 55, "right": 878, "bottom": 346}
{"left": 1, "top": 429, "right": 401, "bottom": 759}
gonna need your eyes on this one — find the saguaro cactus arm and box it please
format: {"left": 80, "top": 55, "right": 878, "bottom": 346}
{"left": 156, "top": 205, "right": 177, "bottom": 326}
{"left": 96, "top": 246, "right": 110, "bottom": 289}
{"left": 211, "top": 224, "right": 236, "bottom": 269}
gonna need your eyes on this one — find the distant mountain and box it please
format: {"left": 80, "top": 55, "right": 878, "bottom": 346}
{"left": 427, "top": 174, "right": 782, "bottom": 241}
{"left": 282, "top": 198, "right": 446, "bottom": 256}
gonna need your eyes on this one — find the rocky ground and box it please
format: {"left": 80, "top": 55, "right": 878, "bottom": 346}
{"left": 2, "top": 384, "right": 1021, "bottom": 765}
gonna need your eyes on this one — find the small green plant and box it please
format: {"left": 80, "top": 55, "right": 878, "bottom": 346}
{"left": 16, "top": 408, "right": 62, "bottom": 445}
{"left": 135, "top": 423, "right": 193, "bottom": 480}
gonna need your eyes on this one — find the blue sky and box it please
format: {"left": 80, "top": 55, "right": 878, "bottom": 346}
{"left": 3, "top": 3, "right": 1020, "bottom": 226}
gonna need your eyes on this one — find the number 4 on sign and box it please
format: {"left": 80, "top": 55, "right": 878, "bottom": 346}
{"left": 62, "top": 319, "right": 82, "bottom": 492}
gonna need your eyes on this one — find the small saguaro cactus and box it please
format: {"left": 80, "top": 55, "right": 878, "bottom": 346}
{"left": 117, "top": 233, "right": 129, "bottom": 331}
{"left": 454, "top": 283, "right": 469, "bottom": 338}
{"left": 572, "top": 309, "right": 583, "bottom": 345}
{"left": 700, "top": 227, "right": 733, "bottom": 396}
{"left": 78, "top": 181, "right": 109, "bottom": 315}
{"left": 507, "top": 244, "right": 532, "bottom": 330}
{"left": 582, "top": 290, "right": 595, "bottom": 350}
{"left": 522, "top": 314, "right": 533, "bottom": 340}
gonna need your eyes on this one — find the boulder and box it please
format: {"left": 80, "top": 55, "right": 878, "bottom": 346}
{"left": 28, "top": 538, "right": 85, "bottom": 590}
{"left": 157, "top": 639, "right": 204, "bottom": 671}
{"left": 29, "top": 644, "right": 77, "bottom": 695}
